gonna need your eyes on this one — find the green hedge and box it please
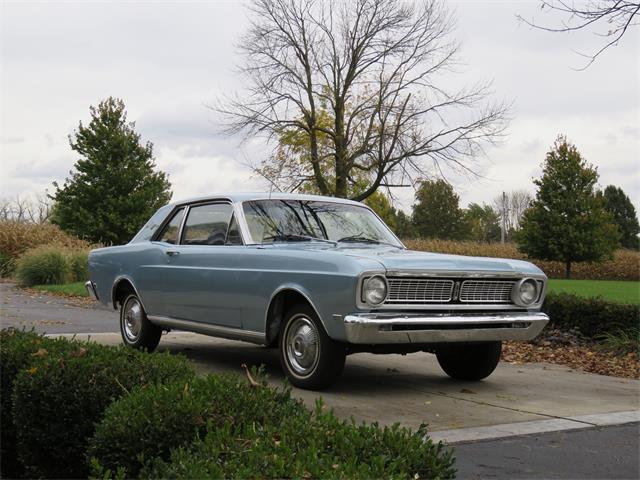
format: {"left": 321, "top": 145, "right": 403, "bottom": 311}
{"left": 542, "top": 292, "right": 640, "bottom": 338}
{"left": 12, "top": 341, "right": 194, "bottom": 479}
{"left": 0, "top": 329, "right": 79, "bottom": 478}
{"left": 4, "top": 329, "right": 455, "bottom": 479}
{"left": 89, "top": 372, "right": 307, "bottom": 477}
{"left": 140, "top": 403, "right": 456, "bottom": 479}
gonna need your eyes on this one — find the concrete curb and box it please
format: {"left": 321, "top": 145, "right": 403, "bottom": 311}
{"left": 429, "top": 410, "right": 640, "bottom": 444}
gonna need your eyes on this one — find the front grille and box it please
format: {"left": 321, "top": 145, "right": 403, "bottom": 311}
{"left": 459, "top": 280, "right": 515, "bottom": 303}
{"left": 383, "top": 277, "right": 517, "bottom": 305}
{"left": 386, "top": 278, "right": 454, "bottom": 303}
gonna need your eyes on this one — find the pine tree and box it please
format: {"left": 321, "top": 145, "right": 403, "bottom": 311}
{"left": 602, "top": 185, "right": 640, "bottom": 250}
{"left": 412, "top": 180, "right": 469, "bottom": 240}
{"left": 51, "top": 98, "right": 172, "bottom": 244}
{"left": 518, "top": 136, "right": 619, "bottom": 278}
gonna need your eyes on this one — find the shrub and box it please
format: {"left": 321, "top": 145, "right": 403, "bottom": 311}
{"left": 14, "top": 245, "right": 71, "bottom": 286}
{"left": 0, "top": 251, "right": 15, "bottom": 276}
{"left": 0, "top": 329, "right": 79, "bottom": 478}
{"left": 12, "top": 343, "right": 194, "bottom": 479}
{"left": 14, "top": 245, "right": 89, "bottom": 286}
{"left": 543, "top": 292, "right": 640, "bottom": 338}
{"left": 67, "top": 249, "right": 89, "bottom": 281}
{"left": 596, "top": 328, "right": 640, "bottom": 356}
{"left": 0, "top": 221, "right": 90, "bottom": 277}
{"left": 141, "top": 402, "right": 456, "bottom": 480}
{"left": 404, "top": 239, "right": 639, "bottom": 281}
{"left": 89, "top": 371, "right": 306, "bottom": 477}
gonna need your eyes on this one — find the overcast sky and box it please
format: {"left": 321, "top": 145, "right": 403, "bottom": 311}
{"left": 1, "top": 0, "right": 639, "bottom": 213}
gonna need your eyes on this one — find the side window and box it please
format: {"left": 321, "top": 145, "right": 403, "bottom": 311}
{"left": 156, "top": 208, "right": 185, "bottom": 244}
{"left": 226, "top": 215, "right": 243, "bottom": 245}
{"left": 182, "top": 203, "right": 234, "bottom": 246}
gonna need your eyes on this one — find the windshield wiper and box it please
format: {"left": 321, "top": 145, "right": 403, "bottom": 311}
{"left": 337, "top": 235, "right": 402, "bottom": 248}
{"left": 264, "top": 234, "right": 337, "bottom": 245}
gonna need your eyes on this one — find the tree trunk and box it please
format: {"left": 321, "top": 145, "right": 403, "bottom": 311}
{"left": 565, "top": 261, "right": 572, "bottom": 279}
{"left": 333, "top": 100, "right": 348, "bottom": 198}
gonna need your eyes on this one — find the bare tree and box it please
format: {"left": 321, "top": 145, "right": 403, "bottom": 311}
{"left": 217, "top": 0, "right": 509, "bottom": 200}
{"left": 493, "top": 190, "right": 533, "bottom": 239}
{"left": 518, "top": 1, "right": 640, "bottom": 69}
{"left": 0, "top": 194, "right": 52, "bottom": 223}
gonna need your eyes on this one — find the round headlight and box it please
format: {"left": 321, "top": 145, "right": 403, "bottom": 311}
{"left": 362, "top": 275, "right": 387, "bottom": 306}
{"left": 512, "top": 278, "right": 538, "bottom": 306}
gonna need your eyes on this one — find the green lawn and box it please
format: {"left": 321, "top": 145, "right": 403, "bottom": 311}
{"left": 32, "top": 282, "right": 88, "bottom": 297}
{"left": 547, "top": 279, "right": 640, "bottom": 305}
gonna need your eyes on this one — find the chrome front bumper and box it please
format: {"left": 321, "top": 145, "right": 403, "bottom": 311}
{"left": 84, "top": 281, "right": 99, "bottom": 301}
{"left": 343, "top": 312, "right": 549, "bottom": 344}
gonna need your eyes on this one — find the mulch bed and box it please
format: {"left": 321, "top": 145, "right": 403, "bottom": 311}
{"left": 502, "top": 328, "right": 639, "bottom": 379}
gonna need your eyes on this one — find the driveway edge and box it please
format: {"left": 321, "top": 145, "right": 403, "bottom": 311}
{"left": 430, "top": 410, "right": 640, "bottom": 444}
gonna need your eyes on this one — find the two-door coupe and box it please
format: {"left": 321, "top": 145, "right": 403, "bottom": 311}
{"left": 86, "top": 193, "right": 549, "bottom": 389}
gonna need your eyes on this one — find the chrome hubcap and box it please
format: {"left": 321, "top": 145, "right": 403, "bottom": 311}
{"left": 285, "top": 315, "right": 319, "bottom": 376}
{"left": 123, "top": 298, "right": 143, "bottom": 342}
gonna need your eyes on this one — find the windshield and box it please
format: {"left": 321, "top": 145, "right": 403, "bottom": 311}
{"left": 242, "top": 199, "right": 402, "bottom": 247}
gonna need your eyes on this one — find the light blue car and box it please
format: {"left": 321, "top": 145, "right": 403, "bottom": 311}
{"left": 86, "top": 193, "right": 549, "bottom": 390}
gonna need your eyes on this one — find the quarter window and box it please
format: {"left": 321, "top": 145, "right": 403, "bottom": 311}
{"left": 182, "top": 203, "right": 236, "bottom": 246}
{"left": 156, "top": 208, "right": 185, "bottom": 244}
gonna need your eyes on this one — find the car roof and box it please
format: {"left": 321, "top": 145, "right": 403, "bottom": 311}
{"left": 169, "top": 192, "right": 366, "bottom": 207}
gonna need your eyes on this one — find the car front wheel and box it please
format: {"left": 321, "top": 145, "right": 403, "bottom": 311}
{"left": 436, "top": 341, "right": 502, "bottom": 381}
{"left": 279, "top": 303, "right": 345, "bottom": 390}
{"left": 119, "top": 294, "right": 162, "bottom": 351}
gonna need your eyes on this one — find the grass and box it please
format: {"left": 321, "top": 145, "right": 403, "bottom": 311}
{"left": 31, "top": 282, "right": 88, "bottom": 297}
{"left": 547, "top": 279, "right": 640, "bottom": 305}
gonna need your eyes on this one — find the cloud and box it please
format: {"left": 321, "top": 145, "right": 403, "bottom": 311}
{"left": 0, "top": 136, "right": 25, "bottom": 144}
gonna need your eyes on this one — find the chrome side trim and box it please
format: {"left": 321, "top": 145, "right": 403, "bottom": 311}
{"left": 147, "top": 315, "right": 266, "bottom": 345}
{"left": 343, "top": 312, "right": 549, "bottom": 344}
{"left": 85, "top": 281, "right": 99, "bottom": 301}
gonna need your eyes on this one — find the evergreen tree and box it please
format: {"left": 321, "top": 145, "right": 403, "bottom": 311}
{"left": 601, "top": 185, "right": 640, "bottom": 250}
{"left": 518, "top": 136, "right": 619, "bottom": 278}
{"left": 51, "top": 98, "right": 172, "bottom": 244}
{"left": 464, "top": 203, "right": 501, "bottom": 242}
{"left": 395, "top": 210, "right": 417, "bottom": 239}
{"left": 412, "top": 180, "right": 469, "bottom": 240}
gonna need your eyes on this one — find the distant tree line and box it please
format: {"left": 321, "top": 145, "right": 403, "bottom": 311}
{"left": 368, "top": 182, "right": 531, "bottom": 244}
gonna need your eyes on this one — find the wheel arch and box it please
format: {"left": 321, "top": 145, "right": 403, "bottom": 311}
{"left": 264, "top": 286, "right": 326, "bottom": 346}
{"left": 111, "top": 276, "right": 145, "bottom": 311}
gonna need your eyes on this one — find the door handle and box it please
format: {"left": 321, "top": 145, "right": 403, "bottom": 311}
{"left": 165, "top": 250, "right": 180, "bottom": 256}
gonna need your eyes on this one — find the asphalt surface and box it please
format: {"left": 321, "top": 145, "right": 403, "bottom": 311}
{"left": 2, "top": 281, "right": 639, "bottom": 479}
{"left": 0, "top": 281, "right": 116, "bottom": 333}
{"left": 454, "top": 422, "right": 640, "bottom": 480}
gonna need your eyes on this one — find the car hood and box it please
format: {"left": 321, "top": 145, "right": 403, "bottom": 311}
{"left": 341, "top": 246, "right": 545, "bottom": 277}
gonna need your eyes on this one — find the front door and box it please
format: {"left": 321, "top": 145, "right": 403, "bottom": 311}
{"left": 158, "top": 202, "right": 245, "bottom": 328}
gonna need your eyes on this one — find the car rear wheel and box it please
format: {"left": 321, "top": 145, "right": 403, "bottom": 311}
{"left": 119, "top": 294, "right": 162, "bottom": 351}
{"left": 436, "top": 341, "right": 502, "bottom": 381}
{"left": 279, "top": 303, "right": 345, "bottom": 390}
